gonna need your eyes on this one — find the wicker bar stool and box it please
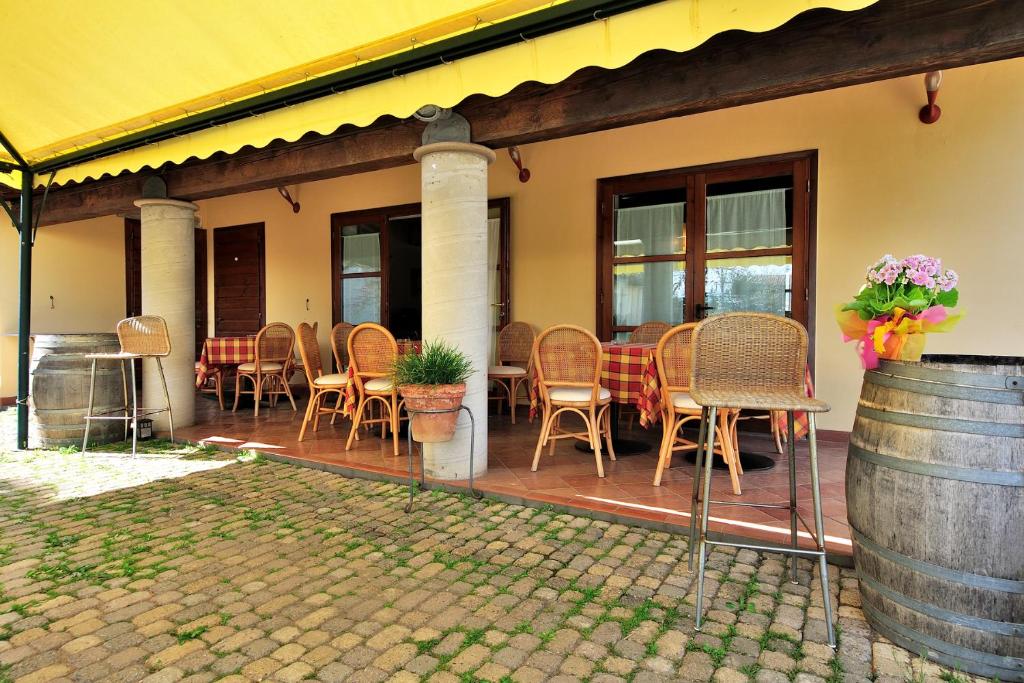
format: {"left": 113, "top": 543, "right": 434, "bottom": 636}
{"left": 488, "top": 321, "right": 534, "bottom": 424}
{"left": 530, "top": 325, "right": 615, "bottom": 477}
{"left": 296, "top": 322, "right": 347, "bottom": 441}
{"left": 687, "top": 313, "right": 835, "bottom": 649}
{"left": 233, "top": 322, "right": 297, "bottom": 416}
{"left": 82, "top": 315, "right": 173, "bottom": 457}
{"left": 345, "top": 323, "right": 402, "bottom": 456}
{"left": 652, "top": 323, "right": 740, "bottom": 491}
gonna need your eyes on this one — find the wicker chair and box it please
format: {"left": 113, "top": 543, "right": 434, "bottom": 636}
{"left": 233, "top": 322, "right": 297, "bottom": 416}
{"left": 629, "top": 320, "right": 671, "bottom": 344}
{"left": 296, "top": 322, "right": 347, "bottom": 441}
{"left": 82, "top": 315, "right": 173, "bottom": 457}
{"left": 531, "top": 325, "right": 615, "bottom": 477}
{"left": 488, "top": 321, "right": 534, "bottom": 424}
{"left": 653, "top": 323, "right": 740, "bottom": 491}
{"left": 687, "top": 313, "right": 834, "bottom": 649}
{"left": 330, "top": 322, "right": 355, "bottom": 372}
{"left": 345, "top": 323, "right": 402, "bottom": 456}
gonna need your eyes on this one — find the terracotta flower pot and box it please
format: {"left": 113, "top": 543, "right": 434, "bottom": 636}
{"left": 398, "top": 383, "right": 466, "bottom": 443}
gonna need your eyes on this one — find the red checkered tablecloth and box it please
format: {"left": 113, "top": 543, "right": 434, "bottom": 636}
{"left": 195, "top": 336, "right": 255, "bottom": 388}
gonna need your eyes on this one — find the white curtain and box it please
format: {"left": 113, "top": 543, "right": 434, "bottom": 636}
{"left": 487, "top": 217, "right": 500, "bottom": 364}
{"left": 706, "top": 188, "right": 787, "bottom": 252}
{"left": 341, "top": 232, "right": 380, "bottom": 273}
{"left": 613, "top": 204, "right": 685, "bottom": 327}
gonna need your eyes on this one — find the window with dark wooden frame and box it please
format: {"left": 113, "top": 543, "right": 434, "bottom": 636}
{"left": 331, "top": 198, "right": 511, "bottom": 333}
{"left": 597, "top": 152, "right": 816, "bottom": 343}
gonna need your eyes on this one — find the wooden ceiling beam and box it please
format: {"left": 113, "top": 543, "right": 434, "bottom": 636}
{"left": 31, "top": 0, "right": 1024, "bottom": 227}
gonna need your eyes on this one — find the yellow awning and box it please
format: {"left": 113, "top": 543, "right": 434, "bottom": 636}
{"left": 0, "top": 0, "right": 877, "bottom": 187}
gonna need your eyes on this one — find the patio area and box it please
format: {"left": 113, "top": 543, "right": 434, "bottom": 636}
{"left": 176, "top": 396, "right": 852, "bottom": 558}
{"left": 0, "top": 438, "right": 978, "bottom": 683}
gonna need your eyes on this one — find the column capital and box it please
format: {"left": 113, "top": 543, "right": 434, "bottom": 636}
{"left": 413, "top": 142, "right": 496, "bottom": 164}
{"left": 133, "top": 198, "right": 198, "bottom": 211}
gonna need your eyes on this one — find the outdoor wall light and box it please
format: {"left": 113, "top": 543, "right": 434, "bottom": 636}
{"left": 919, "top": 71, "right": 942, "bottom": 124}
{"left": 277, "top": 186, "right": 300, "bottom": 213}
{"left": 508, "top": 146, "right": 531, "bottom": 183}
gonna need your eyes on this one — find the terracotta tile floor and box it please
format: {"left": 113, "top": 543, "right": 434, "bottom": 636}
{"left": 178, "top": 395, "right": 852, "bottom": 556}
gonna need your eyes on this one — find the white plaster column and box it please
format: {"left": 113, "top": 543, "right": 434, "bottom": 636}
{"left": 413, "top": 142, "right": 496, "bottom": 479}
{"left": 134, "top": 198, "right": 198, "bottom": 431}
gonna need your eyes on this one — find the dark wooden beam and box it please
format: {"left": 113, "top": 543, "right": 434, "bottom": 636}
{"left": 33, "top": 0, "right": 1024, "bottom": 226}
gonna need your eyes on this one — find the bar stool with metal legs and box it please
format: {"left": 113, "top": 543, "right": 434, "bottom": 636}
{"left": 686, "top": 313, "right": 835, "bottom": 649}
{"left": 82, "top": 316, "right": 173, "bottom": 457}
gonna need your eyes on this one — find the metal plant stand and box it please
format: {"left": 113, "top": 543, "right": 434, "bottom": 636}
{"left": 405, "top": 404, "right": 481, "bottom": 512}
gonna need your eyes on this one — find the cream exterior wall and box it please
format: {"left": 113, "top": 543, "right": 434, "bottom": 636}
{"left": 0, "top": 215, "right": 125, "bottom": 400}
{"left": 4, "top": 58, "right": 1022, "bottom": 431}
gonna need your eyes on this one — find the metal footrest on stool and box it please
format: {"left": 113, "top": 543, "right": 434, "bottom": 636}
{"left": 82, "top": 354, "right": 173, "bottom": 458}
{"left": 687, "top": 406, "right": 836, "bottom": 650}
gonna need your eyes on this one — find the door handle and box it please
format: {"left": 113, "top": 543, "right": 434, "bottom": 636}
{"left": 695, "top": 303, "right": 715, "bottom": 319}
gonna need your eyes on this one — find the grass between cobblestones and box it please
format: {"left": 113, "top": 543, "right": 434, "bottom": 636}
{"left": 0, "top": 423, "right": 996, "bottom": 683}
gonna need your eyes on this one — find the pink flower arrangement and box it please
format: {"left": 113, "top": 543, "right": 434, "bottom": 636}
{"left": 837, "top": 254, "right": 961, "bottom": 369}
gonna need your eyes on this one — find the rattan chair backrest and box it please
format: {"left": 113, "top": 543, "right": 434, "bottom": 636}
{"left": 532, "top": 325, "right": 602, "bottom": 401}
{"left": 629, "top": 321, "right": 671, "bottom": 345}
{"left": 655, "top": 323, "right": 697, "bottom": 394}
{"left": 347, "top": 323, "right": 398, "bottom": 390}
{"left": 296, "top": 322, "right": 322, "bottom": 388}
{"left": 498, "top": 321, "right": 535, "bottom": 366}
{"left": 331, "top": 322, "right": 355, "bottom": 370}
{"left": 690, "top": 313, "right": 808, "bottom": 400}
{"left": 116, "top": 316, "right": 171, "bottom": 356}
{"left": 255, "top": 322, "right": 294, "bottom": 367}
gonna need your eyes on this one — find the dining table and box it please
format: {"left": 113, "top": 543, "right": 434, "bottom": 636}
{"left": 195, "top": 335, "right": 256, "bottom": 388}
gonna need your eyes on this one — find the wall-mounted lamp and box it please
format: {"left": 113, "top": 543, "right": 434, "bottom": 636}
{"left": 277, "top": 186, "right": 301, "bottom": 213}
{"left": 918, "top": 71, "right": 942, "bottom": 124}
{"left": 508, "top": 147, "right": 531, "bottom": 183}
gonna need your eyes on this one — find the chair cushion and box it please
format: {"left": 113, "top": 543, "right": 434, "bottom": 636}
{"left": 314, "top": 373, "right": 348, "bottom": 387}
{"left": 237, "top": 361, "right": 284, "bottom": 372}
{"left": 488, "top": 365, "right": 527, "bottom": 377}
{"left": 364, "top": 377, "right": 393, "bottom": 392}
{"left": 671, "top": 391, "right": 701, "bottom": 411}
{"left": 549, "top": 386, "right": 611, "bottom": 403}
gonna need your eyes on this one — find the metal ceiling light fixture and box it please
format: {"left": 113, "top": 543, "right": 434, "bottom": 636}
{"left": 919, "top": 70, "right": 942, "bottom": 124}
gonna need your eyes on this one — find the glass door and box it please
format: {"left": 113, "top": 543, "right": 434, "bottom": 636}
{"left": 598, "top": 154, "right": 812, "bottom": 339}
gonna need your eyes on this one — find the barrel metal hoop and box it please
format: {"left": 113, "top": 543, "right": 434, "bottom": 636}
{"left": 865, "top": 370, "right": 1024, "bottom": 405}
{"left": 875, "top": 362, "right": 1024, "bottom": 391}
{"left": 850, "top": 527, "right": 1024, "bottom": 594}
{"left": 848, "top": 444, "right": 1024, "bottom": 487}
{"left": 859, "top": 573, "right": 1023, "bottom": 637}
{"left": 856, "top": 405, "right": 1024, "bottom": 438}
{"left": 862, "top": 602, "right": 1024, "bottom": 678}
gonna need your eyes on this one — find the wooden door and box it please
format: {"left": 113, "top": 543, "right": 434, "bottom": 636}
{"left": 213, "top": 223, "right": 266, "bottom": 337}
{"left": 124, "top": 218, "right": 209, "bottom": 358}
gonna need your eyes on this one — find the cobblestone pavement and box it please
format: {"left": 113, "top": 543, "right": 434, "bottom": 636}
{"left": 0, "top": 444, "right": 988, "bottom": 683}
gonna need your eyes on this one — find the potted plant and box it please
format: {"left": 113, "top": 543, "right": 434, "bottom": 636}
{"left": 395, "top": 340, "right": 474, "bottom": 443}
{"left": 836, "top": 253, "right": 962, "bottom": 369}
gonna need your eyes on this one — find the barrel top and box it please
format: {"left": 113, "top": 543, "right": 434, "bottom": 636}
{"left": 31, "top": 333, "right": 119, "bottom": 342}
{"left": 921, "top": 353, "right": 1024, "bottom": 367}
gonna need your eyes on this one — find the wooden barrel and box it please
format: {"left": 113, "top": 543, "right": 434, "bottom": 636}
{"left": 30, "top": 333, "right": 125, "bottom": 447}
{"left": 846, "top": 355, "right": 1024, "bottom": 681}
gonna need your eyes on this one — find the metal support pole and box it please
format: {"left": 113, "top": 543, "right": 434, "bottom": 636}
{"left": 16, "top": 169, "right": 34, "bottom": 449}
